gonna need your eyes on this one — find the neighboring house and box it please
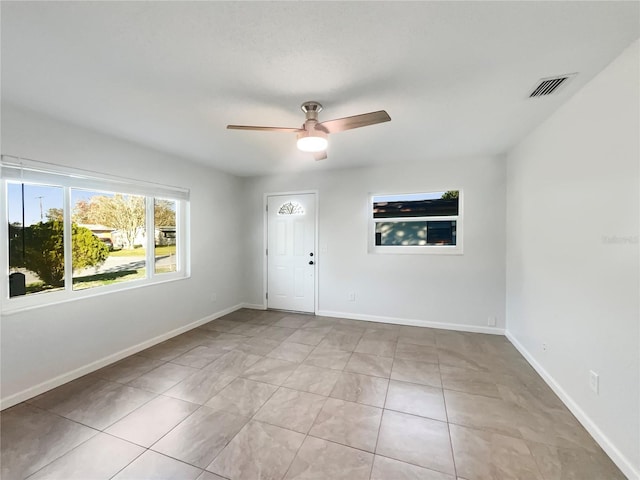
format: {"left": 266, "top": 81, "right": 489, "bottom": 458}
{"left": 156, "top": 226, "right": 176, "bottom": 246}
{"left": 77, "top": 224, "right": 113, "bottom": 241}
{"left": 111, "top": 227, "right": 145, "bottom": 250}
{"left": 110, "top": 227, "right": 175, "bottom": 249}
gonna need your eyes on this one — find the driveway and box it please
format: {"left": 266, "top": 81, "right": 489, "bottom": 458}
{"left": 75, "top": 254, "right": 176, "bottom": 277}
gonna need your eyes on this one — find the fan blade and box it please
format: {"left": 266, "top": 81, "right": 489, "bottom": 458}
{"left": 313, "top": 151, "right": 327, "bottom": 161}
{"left": 317, "top": 110, "right": 390, "bottom": 133}
{"left": 227, "top": 125, "right": 301, "bottom": 133}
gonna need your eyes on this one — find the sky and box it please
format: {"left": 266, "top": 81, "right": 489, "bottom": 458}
{"left": 7, "top": 183, "right": 63, "bottom": 226}
{"left": 7, "top": 182, "right": 112, "bottom": 226}
{"left": 7, "top": 182, "right": 174, "bottom": 226}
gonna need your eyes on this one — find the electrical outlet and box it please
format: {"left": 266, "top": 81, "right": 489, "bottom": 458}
{"left": 542, "top": 343, "right": 548, "bottom": 352}
{"left": 589, "top": 370, "right": 599, "bottom": 394}
{"left": 347, "top": 292, "right": 355, "bottom": 302}
{"left": 487, "top": 316, "right": 497, "bottom": 326}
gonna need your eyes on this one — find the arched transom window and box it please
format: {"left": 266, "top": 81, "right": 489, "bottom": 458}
{"left": 278, "top": 201, "right": 305, "bottom": 215}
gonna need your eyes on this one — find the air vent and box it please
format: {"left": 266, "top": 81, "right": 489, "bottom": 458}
{"left": 529, "top": 74, "right": 576, "bottom": 98}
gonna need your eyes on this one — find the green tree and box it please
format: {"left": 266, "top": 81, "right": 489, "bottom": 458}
{"left": 72, "top": 224, "right": 110, "bottom": 269}
{"left": 46, "top": 207, "right": 64, "bottom": 221}
{"left": 9, "top": 221, "right": 109, "bottom": 287}
{"left": 72, "top": 199, "right": 97, "bottom": 224}
{"left": 72, "top": 195, "right": 175, "bottom": 250}
{"left": 83, "top": 195, "right": 145, "bottom": 250}
{"left": 441, "top": 190, "right": 459, "bottom": 200}
{"left": 154, "top": 199, "right": 176, "bottom": 227}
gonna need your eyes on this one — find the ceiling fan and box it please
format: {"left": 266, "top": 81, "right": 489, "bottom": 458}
{"left": 227, "top": 101, "right": 391, "bottom": 161}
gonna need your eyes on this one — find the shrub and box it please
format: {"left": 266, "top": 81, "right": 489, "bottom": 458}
{"left": 9, "top": 221, "right": 109, "bottom": 287}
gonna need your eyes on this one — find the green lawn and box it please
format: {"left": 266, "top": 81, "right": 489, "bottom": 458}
{"left": 72, "top": 269, "right": 145, "bottom": 290}
{"left": 25, "top": 271, "right": 142, "bottom": 293}
{"left": 26, "top": 265, "right": 177, "bottom": 293}
{"left": 109, "top": 245, "right": 176, "bottom": 257}
{"left": 25, "top": 282, "right": 62, "bottom": 294}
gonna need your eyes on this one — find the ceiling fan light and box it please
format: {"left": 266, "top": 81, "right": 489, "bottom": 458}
{"left": 297, "top": 130, "right": 328, "bottom": 152}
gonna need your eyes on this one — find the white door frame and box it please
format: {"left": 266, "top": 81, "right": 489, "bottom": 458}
{"left": 263, "top": 190, "right": 319, "bottom": 314}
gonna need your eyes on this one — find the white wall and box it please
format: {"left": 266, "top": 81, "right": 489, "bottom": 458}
{"left": 242, "top": 155, "right": 506, "bottom": 332}
{"left": 506, "top": 40, "right": 639, "bottom": 478}
{"left": 0, "top": 104, "right": 244, "bottom": 408}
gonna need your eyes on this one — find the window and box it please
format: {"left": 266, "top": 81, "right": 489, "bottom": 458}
{"left": 370, "top": 190, "right": 463, "bottom": 254}
{"left": 8, "top": 183, "right": 66, "bottom": 295}
{"left": 1, "top": 156, "right": 189, "bottom": 312}
{"left": 70, "top": 189, "right": 147, "bottom": 291}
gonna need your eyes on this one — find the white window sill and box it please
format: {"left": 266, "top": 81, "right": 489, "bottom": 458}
{"left": 1, "top": 273, "right": 190, "bottom": 316}
{"left": 369, "top": 245, "right": 464, "bottom": 255}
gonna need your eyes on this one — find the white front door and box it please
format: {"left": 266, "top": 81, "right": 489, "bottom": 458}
{"left": 267, "top": 193, "right": 316, "bottom": 313}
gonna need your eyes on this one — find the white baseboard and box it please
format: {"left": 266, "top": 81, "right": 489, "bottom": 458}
{"left": 241, "top": 303, "right": 267, "bottom": 310}
{"left": 506, "top": 331, "right": 639, "bottom": 480}
{"left": 317, "top": 310, "right": 505, "bottom": 335}
{"left": 0, "top": 303, "right": 244, "bottom": 411}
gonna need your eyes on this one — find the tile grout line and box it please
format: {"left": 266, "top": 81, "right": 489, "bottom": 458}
{"left": 10, "top": 403, "right": 103, "bottom": 480}
{"left": 201, "top": 342, "right": 329, "bottom": 478}
{"left": 104, "top": 442, "right": 148, "bottom": 480}
{"left": 145, "top": 351, "right": 260, "bottom": 466}
{"left": 202, "top": 382, "right": 283, "bottom": 477}
{"left": 277, "top": 396, "right": 329, "bottom": 480}
{"left": 438, "top": 346, "right": 459, "bottom": 479}
{"left": 372, "top": 450, "right": 460, "bottom": 478}
{"left": 368, "top": 340, "right": 396, "bottom": 480}
{"left": 27, "top": 377, "right": 163, "bottom": 433}
{"left": 256, "top": 313, "right": 337, "bottom": 478}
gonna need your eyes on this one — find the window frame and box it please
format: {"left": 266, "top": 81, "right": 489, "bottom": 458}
{"left": 368, "top": 190, "right": 464, "bottom": 255}
{"left": 1, "top": 156, "right": 190, "bottom": 314}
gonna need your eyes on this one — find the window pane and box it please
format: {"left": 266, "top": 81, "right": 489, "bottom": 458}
{"left": 427, "top": 220, "right": 457, "bottom": 245}
{"left": 71, "top": 189, "right": 146, "bottom": 290}
{"left": 7, "top": 182, "right": 65, "bottom": 296}
{"left": 154, "top": 199, "right": 177, "bottom": 274}
{"left": 375, "top": 222, "right": 427, "bottom": 246}
{"left": 373, "top": 191, "right": 459, "bottom": 218}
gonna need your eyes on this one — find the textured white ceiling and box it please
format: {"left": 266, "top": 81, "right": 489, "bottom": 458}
{"left": 2, "top": 1, "right": 639, "bottom": 176}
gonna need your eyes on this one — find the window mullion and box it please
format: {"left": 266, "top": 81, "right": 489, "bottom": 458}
{"left": 145, "top": 196, "right": 154, "bottom": 279}
{"left": 181, "top": 201, "right": 190, "bottom": 275}
{"left": 63, "top": 186, "right": 73, "bottom": 291}
{"left": 175, "top": 201, "right": 182, "bottom": 273}
{"left": 0, "top": 181, "right": 9, "bottom": 301}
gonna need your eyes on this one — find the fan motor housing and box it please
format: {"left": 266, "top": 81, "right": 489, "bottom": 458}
{"left": 301, "top": 101, "right": 323, "bottom": 120}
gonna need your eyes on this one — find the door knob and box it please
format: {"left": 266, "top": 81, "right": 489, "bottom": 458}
{"left": 309, "top": 261, "right": 314, "bottom": 265}
{"left": 309, "top": 252, "right": 314, "bottom": 257}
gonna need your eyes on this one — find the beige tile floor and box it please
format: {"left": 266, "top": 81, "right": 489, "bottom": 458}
{"left": 0, "top": 309, "right": 626, "bottom": 480}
